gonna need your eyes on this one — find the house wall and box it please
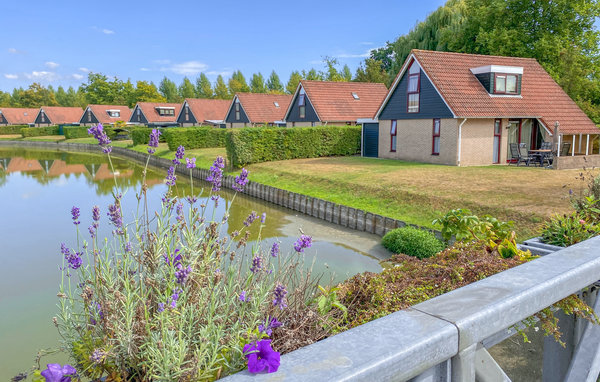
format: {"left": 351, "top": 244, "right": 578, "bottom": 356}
{"left": 129, "top": 106, "right": 148, "bottom": 124}
{"left": 285, "top": 93, "right": 319, "bottom": 123}
{"left": 228, "top": 122, "right": 248, "bottom": 128}
{"left": 459, "top": 119, "right": 498, "bottom": 166}
{"left": 35, "top": 111, "right": 51, "bottom": 125}
{"left": 177, "top": 104, "right": 197, "bottom": 126}
{"left": 225, "top": 102, "right": 250, "bottom": 124}
{"left": 0, "top": 114, "right": 7, "bottom": 125}
{"left": 79, "top": 109, "right": 98, "bottom": 125}
{"left": 560, "top": 134, "right": 596, "bottom": 155}
{"left": 378, "top": 118, "right": 458, "bottom": 165}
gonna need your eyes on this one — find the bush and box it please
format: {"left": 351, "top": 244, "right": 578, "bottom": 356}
{"left": 21, "top": 126, "right": 60, "bottom": 137}
{"left": 225, "top": 126, "right": 361, "bottom": 167}
{"left": 381, "top": 227, "right": 444, "bottom": 259}
{"left": 0, "top": 125, "right": 28, "bottom": 135}
{"left": 163, "top": 127, "right": 228, "bottom": 151}
{"left": 540, "top": 213, "right": 600, "bottom": 247}
{"left": 63, "top": 126, "right": 90, "bottom": 139}
{"left": 131, "top": 127, "right": 167, "bottom": 145}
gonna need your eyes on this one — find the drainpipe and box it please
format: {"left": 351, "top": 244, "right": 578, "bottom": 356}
{"left": 457, "top": 118, "right": 468, "bottom": 166}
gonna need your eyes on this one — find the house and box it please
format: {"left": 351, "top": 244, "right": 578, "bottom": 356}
{"left": 284, "top": 80, "right": 388, "bottom": 127}
{"left": 224, "top": 93, "right": 292, "bottom": 128}
{"left": 369, "top": 49, "right": 600, "bottom": 166}
{"left": 79, "top": 105, "right": 132, "bottom": 126}
{"left": 177, "top": 98, "right": 231, "bottom": 127}
{"left": 129, "top": 102, "right": 182, "bottom": 127}
{"left": 0, "top": 108, "right": 39, "bottom": 125}
{"left": 35, "top": 107, "right": 83, "bottom": 126}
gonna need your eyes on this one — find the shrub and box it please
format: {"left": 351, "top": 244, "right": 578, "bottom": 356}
{"left": 540, "top": 213, "right": 600, "bottom": 247}
{"left": 432, "top": 208, "right": 515, "bottom": 245}
{"left": 0, "top": 125, "right": 28, "bottom": 135}
{"left": 63, "top": 126, "right": 89, "bottom": 139}
{"left": 162, "top": 127, "right": 228, "bottom": 151}
{"left": 225, "top": 126, "right": 361, "bottom": 167}
{"left": 131, "top": 127, "right": 167, "bottom": 145}
{"left": 20, "top": 126, "right": 60, "bottom": 137}
{"left": 381, "top": 226, "right": 444, "bottom": 259}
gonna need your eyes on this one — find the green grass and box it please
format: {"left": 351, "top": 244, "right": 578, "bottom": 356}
{"left": 129, "top": 143, "right": 226, "bottom": 170}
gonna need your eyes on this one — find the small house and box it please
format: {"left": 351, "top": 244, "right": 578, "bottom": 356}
{"left": 177, "top": 99, "right": 231, "bottom": 127}
{"left": 80, "top": 105, "right": 132, "bottom": 126}
{"left": 35, "top": 107, "right": 83, "bottom": 126}
{"left": 129, "top": 102, "right": 182, "bottom": 127}
{"left": 224, "top": 93, "right": 292, "bottom": 128}
{"left": 0, "top": 108, "right": 39, "bottom": 126}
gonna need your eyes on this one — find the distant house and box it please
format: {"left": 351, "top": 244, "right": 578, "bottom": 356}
{"left": 369, "top": 49, "right": 600, "bottom": 166}
{"left": 177, "top": 98, "right": 231, "bottom": 127}
{"left": 283, "top": 80, "right": 388, "bottom": 127}
{"left": 79, "top": 105, "right": 132, "bottom": 126}
{"left": 129, "top": 102, "right": 182, "bottom": 127}
{"left": 0, "top": 108, "right": 39, "bottom": 125}
{"left": 224, "top": 93, "right": 292, "bottom": 128}
{"left": 35, "top": 107, "right": 83, "bottom": 126}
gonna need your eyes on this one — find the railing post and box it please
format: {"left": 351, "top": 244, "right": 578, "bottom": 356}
{"left": 451, "top": 343, "right": 477, "bottom": 381}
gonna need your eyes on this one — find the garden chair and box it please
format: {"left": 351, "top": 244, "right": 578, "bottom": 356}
{"left": 560, "top": 142, "right": 571, "bottom": 157}
{"left": 540, "top": 141, "right": 553, "bottom": 166}
{"left": 518, "top": 143, "right": 534, "bottom": 166}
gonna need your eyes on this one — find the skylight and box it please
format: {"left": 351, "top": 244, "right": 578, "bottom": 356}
{"left": 274, "top": 102, "right": 279, "bottom": 107}
{"left": 352, "top": 92, "right": 359, "bottom": 100}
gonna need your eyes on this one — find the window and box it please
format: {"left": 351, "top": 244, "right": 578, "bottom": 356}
{"left": 495, "top": 73, "right": 518, "bottom": 94}
{"left": 351, "top": 92, "right": 359, "bottom": 100}
{"left": 107, "top": 110, "right": 120, "bottom": 118}
{"left": 274, "top": 102, "right": 279, "bottom": 107}
{"left": 299, "top": 94, "right": 305, "bottom": 119}
{"left": 185, "top": 105, "right": 189, "bottom": 121}
{"left": 87, "top": 110, "right": 92, "bottom": 122}
{"left": 235, "top": 100, "right": 240, "bottom": 120}
{"left": 432, "top": 119, "right": 440, "bottom": 155}
{"left": 407, "top": 61, "right": 420, "bottom": 113}
{"left": 157, "top": 108, "right": 174, "bottom": 116}
{"left": 390, "top": 120, "right": 397, "bottom": 152}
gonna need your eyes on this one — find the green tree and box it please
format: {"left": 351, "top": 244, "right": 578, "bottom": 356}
{"left": 354, "top": 58, "right": 388, "bottom": 83}
{"left": 342, "top": 64, "right": 353, "bottom": 81}
{"left": 56, "top": 86, "right": 68, "bottom": 106}
{"left": 121, "top": 80, "right": 136, "bottom": 107}
{"left": 302, "top": 68, "right": 323, "bottom": 81}
{"left": 81, "top": 72, "right": 126, "bottom": 105}
{"left": 178, "top": 77, "right": 196, "bottom": 99}
{"left": 266, "top": 70, "right": 284, "bottom": 93}
{"left": 18, "top": 83, "right": 59, "bottom": 107}
{"left": 195, "top": 73, "right": 213, "bottom": 98}
{"left": 322, "top": 57, "right": 345, "bottom": 81}
{"left": 228, "top": 70, "right": 250, "bottom": 94}
{"left": 286, "top": 71, "right": 303, "bottom": 94}
{"left": 214, "top": 75, "right": 231, "bottom": 99}
{"left": 0, "top": 91, "right": 10, "bottom": 107}
{"left": 135, "top": 81, "right": 166, "bottom": 103}
{"left": 250, "top": 72, "right": 267, "bottom": 93}
{"left": 10, "top": 88, "right": 23, "bottom": 107}
{"left": 159, "top": 76, "right": 181, "bottom": 103}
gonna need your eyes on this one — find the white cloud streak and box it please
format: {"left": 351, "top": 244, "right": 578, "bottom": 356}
{"left": 79, "top": 67, "right": 90, "bottom": 73}
{"left": 23, "top": 71, "right": 59, "bottom": 82}
{"left": 161, "top": 61, "right": 209, "bottom": 76}
{"left": 4, "top": 74, "right": 18, "bottom": 79}
{"left": 45, "top": 61, "right": 60, "bottom": 69}
{"left": 102, "top": 29, "right": 115, "bottom": 35}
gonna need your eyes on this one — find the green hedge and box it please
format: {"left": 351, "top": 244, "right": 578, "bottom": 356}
{"left": 225, "top": 126, "right": 361, "bottom": 167}
{"left": 0, "top": 125, "right": 29, "bottom": 135}
{"left": 64, "top": 126, "right": 122, "bottom": 140}
{"left": 163, "top": 127, "right": 228, "bottom": 151}
{"left": 21, "top": 126, "right": 60, "bottom": 137}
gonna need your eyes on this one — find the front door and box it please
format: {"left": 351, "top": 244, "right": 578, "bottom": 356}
{"left": 506, "top": 120, "right": 521, "bottom": 161}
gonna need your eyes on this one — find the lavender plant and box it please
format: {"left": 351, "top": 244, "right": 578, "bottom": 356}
{"left": 52, "top": 124, "right": 320, "bottom": 381}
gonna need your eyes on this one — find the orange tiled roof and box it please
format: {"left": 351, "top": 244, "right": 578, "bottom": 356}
{"left": 183, "top": 98, "right": 230, "bottom": 122}
{"left": 135, "top": 102, "right": 181, "bottom": 123}
{"left": 86, "top": 105, "right": 132, "bottom": 124}
{"left": 6, "top": 157, "right": 43, "bottom": 173}
{"left": 403, "top": 50, "right": 598, "bottom": 135}
{"left": 299, "top": 80, "right": 388, "bottom": 122}
{"left": 47, "top": 160, "right": 88, "bottom": 177}
{"left": 40, "top": 106, "right": 83, "bottom": 124}
{"left": 0, "top": 108, "right": 38, "bottom": 124}
{"left": 235, "top": 93, "right": 292, "bottom": 123}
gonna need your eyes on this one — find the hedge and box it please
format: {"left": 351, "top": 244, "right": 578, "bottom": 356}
{"left": 21, "top": 126, "right": 60, "bottom": 137}
{"left": 64, "top": 126, "right": 123, "bottom": 140}
{"left": 225, "top": 126, "right": 361, "bottom": 167}
{"left": 162, "top": 127, "right": 228, "bottom": 151}
{"left": 0, "top": 125, "right": 29, "bottom": 135}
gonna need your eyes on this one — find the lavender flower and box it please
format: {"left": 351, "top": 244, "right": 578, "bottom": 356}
{"left": 107, "top": 202, "right": 123, "bottom": 234}
{"left": 148, "top": 129, "right": 161, "bottom": 154}
{"left": 239, "top": 291, "right": 249, "bottom": 302}
{"left": 89, "top": 302, "right": 103, "bottom": 325}
{"left": 272, "top": 284, "right": 288, "bottom": 310}
{"left": 206, "top": 156, "right": 225, "bottom": 192}
{"left": 293, "top": 235, "right": 312, "bottom": 253}
{"left": 172, "top": 145, "right": 185, "bottom": 165}
{"left": 250, "top": 256, "right": 262, "bottom": 273}
{"left": 175, "top": 264, "right": 192, "bottom": 284}
{"left": 41, "top": 363, "right": 77, "bottom": 382}
{"left": 186, "top": 195, "right": 197, "bottom": 205}
{"left": 165, "top": 166, "right": 177, "bottom": 186}
{"left": 87, "top": 123, "right": 112, "bottom": 154}
{"left": 92, "top": 205, "right": 100, "bottom": 221}
{"left": 164, "top": 249, "right": 182, "bottom": 267}
{"left": 261, "top": 212, "right": 266, "bottom": 224}
{"left": 124, "top": 242, "right": 133, "bottom": 253}
{"left": 186, "top": 157, "right": 196, "bottom": 169}
{"left": 61, "top": 243, "right": 83, "bottom": 270}
{"left": 244, "top": 211, "right": 258, "bottom": 227}
{"left": 89, "top": 349, "right": 107, "bottom": 364}
{"left": 270, "top": 242, "right": 280, "bottom": 257}
{"left": 233, "top": 168, "right": 249, "bottom": 192}
{"left": 71, "top": 206, "right": 80, "bottom": 225}
{"left": 169, "top": 289, "right": 182, "bottom": 309}
{"left": 258, "top": 316, "right": 282, "bottom": 336}
{"left": 243, "top": 340, "right": 280, "bottom": 374}
{"left": 157, "top": 303, "right": 165, "bottom": 313}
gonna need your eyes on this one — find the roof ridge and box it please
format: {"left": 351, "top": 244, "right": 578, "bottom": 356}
{"left": 412, "top": 49, "right": 539, "bottom": 62}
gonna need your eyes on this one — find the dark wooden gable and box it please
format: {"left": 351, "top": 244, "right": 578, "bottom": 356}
{"left": 35, "top": 109, "right": 52, "bottom": 125}
{"left": 286, "top": 88, "right": 319, "bottom": 123}
{"left": 177, "top": 102, "right": 197, "bottom": 125}
{"left": 225, "top": 98, "right": 250, "bottom": 123}
{"left": 80, "top": 108, "right": 99, "bottom": 124}
{"left": 129, "top": 105, "right": 148, "bottom": 124}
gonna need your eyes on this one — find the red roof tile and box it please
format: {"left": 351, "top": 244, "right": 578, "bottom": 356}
{"left": 298, "top": 80, "right": 388, "bottom": 122}
{"left": 397, "top": 50, "right": 598, "bottom": 135}
{"left": 0, "top": 108, "right": 38, "bottom": 124}
{"left": 134, "top": 102, "right": 182, "bottom": 123}
{"left": 183, "top": 98, "right": 230, "bottom": 123}
{"left": 85, "top": 105, "right": 132, "bottom": 124}
{"left": 40, "top": 106, "right": 83, "bottom": 124}
{"left": 234, "top": 93, "right": 292, "bottom": 123}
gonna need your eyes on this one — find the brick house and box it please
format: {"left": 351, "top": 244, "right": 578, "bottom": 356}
{"left": 0, "top": 108, "right": 39, "bottom": 125}
{"left": 79, "top": 105, "right": 131, "bottom": 126}
{"left": 35, "top": 107, "right": 83, "bottom": 126}
{"left": 177, "top": 98, "right": 231, "bottom": 127}
{"left": 224, "top": 93, "right": 292, "bottom": 128}
{"left": 129, "top": 102, "right": 181, "bottom": 127}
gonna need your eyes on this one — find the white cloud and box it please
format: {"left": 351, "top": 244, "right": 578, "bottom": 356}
{"left": 23, "top": 71, "right": 59, "bottom": 82}
{"left": 71, "top": 73, "right": 84, "bottom": 80}
{"left": 8, "top": 48, "right": 26, "bottom": 55}
{"left": 359, "top": 42, "right": 374, "bottom": 46}
{"left": 206, "top": 70, "right": 232, "bottom": 77}
{"left": 4, "top": 74, "right": 18, "bottom": 79}
{"left": 140, "top": 67, "right": 151, "bottom": 71}
{"left": 45, "top": 61, "right": 60, "bottom": 69}
{"left": 161, "top": 61, "right": 209, "bottom": 76}
{"left": 336, "top": 50, "right": 371, "bottom": 59}
{"left": 102, "top": 29, "right": 115, "bottom": 35}
{"left": 79, "top": 67, "right": 90, "bottom": 73}
{"left": 153, "top": 59, "right": 171, "bottom": 65}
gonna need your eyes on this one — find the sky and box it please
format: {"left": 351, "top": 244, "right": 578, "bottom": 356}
{"left": 0, "top": 0, "right": 447, "bottom": 92}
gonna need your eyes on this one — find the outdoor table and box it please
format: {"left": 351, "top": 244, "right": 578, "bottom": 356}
{"left": 528, "top": 149, "right": 552, "bottom": 166}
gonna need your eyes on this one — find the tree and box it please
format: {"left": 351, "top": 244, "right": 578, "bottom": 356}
{"left": 228, "top": 70, "right": 250, "bottom": 94}
{"left": 302, "top": 68, "right": 323, "bottom": 81}
{"left": 178, "top": 77, "right": 196, "bottom": 99}
{"left": 135, "top": 81, "right": 166, "bottom": 103}
{"left": 322, "top": 57, "right": 345, "bottom": 81}
{"left": 195, "top": 73, "right": 213, "bottom": 98}
{"left": 354, "top": 58, "right": 388, "bottom": 83}
{"left": 121, "top": 80, "right": 136, "bottom": 108}
{"left": 159, "top": 76, "right": 180, "bottom": 103}
{"left": 266, "top": 70, "right": 284, "bottom": 93}
{"left": 18, "top": 83, "right": 59, "bottom": 107}
{"left": 250, "top": 72, "right": 267, "bottom": 93}
{"left": 81, "top": 72, "right": 126, "bottom": 105}
{"left": 286, "top": 71, "right": 303, "bottom": 94}
{"left": 10, "top": 88, "right": 23, "bottom": 107}
{"left": 0, "top": 91, "right": 10, "bottom": 107}
{"left": 214, "top": 75, "right": 231, "bottom": 99}
{"left": 342, "top": 65, "right": 353, "bottom": 81}
{"left": 56, "top": 86, "right": 68, "bottom": 106}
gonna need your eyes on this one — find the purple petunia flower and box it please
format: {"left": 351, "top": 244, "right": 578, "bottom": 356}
{"left": 239, "top": 291, "right": 249, "bottom": 302}
{"left": 87, "top": 123, "right": 112, "bottom": 154}
{"left": 272, "top": 284, "right": 287, "bottom": 310}
{"left": 243, "top": 339, "right": 280, "bottom": 374}
{"left": 206, "top": 156, "right": 225, "bottom": 192}
{"left": 148, "top": 129, "right": 161, "bottom": 154}
{"left": 244, "top": 211, "right": 258, "bottom": 227}
{"left": 270, "top": 242, "right": 280, "bottom": 258}
{"left": 71, "top": 206, "right": 80, "bottom": 225}
{"left": 165, "top": 166, "right": 177, "bottom": 186}
{"left": 258, "top": 316, "right": 282, "bottom": 336}
{"left": 40, "top": 363, "right": 77, "bottom": 382}
{"left": 293, "top": 235, "right": 312, "bottom": 253}
{"left": 250, "top": 256, "right": 262, "bottom": 273}
{"left": 233, "top": 168, "right": 249, "bottom": 192}
{"left": 186, "top": 157, "right": 196, "bottom": 169}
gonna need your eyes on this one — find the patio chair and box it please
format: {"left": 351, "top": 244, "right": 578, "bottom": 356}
{"left": 540, "top": 141, "right": 552, "bottom": 150}
{"left": 540, "top": 141, "right": 553, "bottom": 166}
{"left": 510, "top": 143, "right": 533, "bottom": 166}
{"left": 560, "top": 142, "right": 571, "bottom": 157}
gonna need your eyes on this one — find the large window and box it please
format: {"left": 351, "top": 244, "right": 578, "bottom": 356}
{"left": 157, "top": 108, "right": 174, "bottom": 116}
{"left": 390, "top": 120, "right": 397, "bottom": 152}
{"left": 407, "top": 61, "right": 420, "bottom": 113}
{"left": 495, "top": 74, "right": 518, "bottom": 94}
{"left": 235, "top": 100, "right": 240, "bottom": 120}
{"left": 299, "top": 94, "right": 306, "bottom": 119}
{"left": 432, "top": 119, "right": 440, "bottom": 155}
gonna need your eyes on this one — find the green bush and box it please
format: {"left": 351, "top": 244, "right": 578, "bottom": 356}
{"left": 163, "top": 127, "right": 228, "bottom": 151}
{"left": 63, "top": 126, "right": 90, "bottom": 139}
{"left": 21, "top": 126, "right": 60, "bottom": 137}
{"left": 131, "top": 127, "right": 167, "bottom": 146}
{"left": 381, "top": 227, "right": 444, "bottom": 259}
{"left": 0, "top": 125, "right": 29, "bottom": 135}
{"left": 540, "top": 213, "right": 600, "bottom": 247}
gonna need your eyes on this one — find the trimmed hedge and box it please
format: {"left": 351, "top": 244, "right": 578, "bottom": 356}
{"left": 163, "top": 127, "right": 228, "bottom": 151}
{"left": 63, "top": 126, "right": 123, "bottom": 140}
{"left": 21, "top": 126, "right": 60, "bottom": 137}
{"left": 381, "top": 227, "right": 445, "bottom": 259}
{"left": 0, "top": 125, "right": 29, "bottom": 135}
{"left": 225, "top": 126, "right": 361, "bottom": 167}
{"left": 131, "top": 127, "right": 169, "bottom": 146}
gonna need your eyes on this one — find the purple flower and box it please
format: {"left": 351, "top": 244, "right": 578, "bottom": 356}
{"left": 89, "top": 302, "right": 103, "bottom": 325}
{"left": 40, "top": 363, "right": 77, "bottom": 382}
{"left": 89, "top": 349, "right": 107, "bottom": 364}
{"left": 88, "top": 224, "right": 97, "bottom": 238}
{"left": 270, "top": 242, "right": 280, "bottom": 258}
{"left": 244, "top": 211, "right": 258, "bottom": 227}
{"left": 206, "top": 156, "right": 225, "bottom": 192}
{"left": 92, "top": 205, "right": 100, "bottom": 221}
{"left": 61, "top": 244, "right": 82, "bottom": 270}
{"left": 174, "top": 145, "right": 185, "bottom": 163}
{"left": 87, "top": 123, "right": 112, "bottom": 154}
{"left": 71, "top": 206, "right": 80, "bottom": 225}
{"left": 148, "top": 129, "right": 161, "bottom": 154}
{"left": 243, "top": 339, "right": 280, "bottom": 374}
{"left": 124, "top": 242, "right": 133, "bottom": 253}
{"left": 158, "top": 303, "right": 165, "bottom": 313}
{"left": 164, "top": 249, "right": 182, "bottom": 267}
{"left": 293, "top": 235, "right": 312, "bottom": 253}
{"left": 250, "top": 256, "right": 262, "bottom": 273}
{"left": 165, "top": 166, "right": 177, "bottom": 186}
{"left": 169, "top": 288, "right": 182, "bottom": 309}
{"left": 233, "top": 168, "right": 249, "bottom": 192}
{"left": 261, "top": 213, "right": 266, "bottom": 224}
{"left": 258, "top": 316, "right": 282, "bottom": 336}
{"left": 186, "top": 157, "right": 196, "bottom": 169}
{"left": 272, "top": 284, "right": 287, "bottom": 310}
{"left": 107, "top": 202, "right": 123, "bottom": 234}
{"left": 239, "top": 291, "right": 249, "bottom": 302}
{"left": 186, "top": 195, "right": 197, "bottom": 205}
{"left": 175, "top": 264, "right": 192, "bottom": 284}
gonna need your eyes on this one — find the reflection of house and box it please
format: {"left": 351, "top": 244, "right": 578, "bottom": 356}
{"left": 79, "top": 105, "right": 132, "bottom": 126}
{"left": 5, "top": 157, "right": 43, "bottom": 172}
{"left": 0, "top": 108, "right": 38, "bottom": 125}
{"left": 224, "top": 93, "right": 292, "bottom": 128}
{"left": 367, "top": 49, "right": 600, "bottom": 166}
{"left": 177, "top": 98, "right": 230, "bottom": 127}
{"left": 129, "top": 102, "right": 182, "bottom": 127}
{"left": 35, "top": 107, "right": 83, "bottom": 126}
{"left": 47, "top": 160, "right": 88, "bottom": 177}
{"left": 93, "top": 163, "right": 133, "bottom": 180}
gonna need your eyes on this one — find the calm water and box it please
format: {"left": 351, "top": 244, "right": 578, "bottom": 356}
{"left": 0, "top": 147, "right": 388, "bottom": 380}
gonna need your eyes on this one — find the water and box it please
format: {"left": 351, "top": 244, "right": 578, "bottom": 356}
{"left": 0, "top": 147, "right": 388, "bottom": 380}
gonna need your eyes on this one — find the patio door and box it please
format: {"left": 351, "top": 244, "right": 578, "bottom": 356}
{"left": 507, "top": 120, "right": 521, "bottom": 161}
{"left": 493, "top": 119, "right": 502, "bottom": 163}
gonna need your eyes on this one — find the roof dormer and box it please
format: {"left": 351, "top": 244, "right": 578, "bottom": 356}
{"left": 155, "top": 106, "right": 175, "bottom": 116}
{"left": 470, "top": 65, "right": 523, "bottom": 96}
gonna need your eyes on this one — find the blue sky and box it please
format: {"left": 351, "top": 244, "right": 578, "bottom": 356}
{"left": 0, "top": 0, "right": 447, "bottom": 92}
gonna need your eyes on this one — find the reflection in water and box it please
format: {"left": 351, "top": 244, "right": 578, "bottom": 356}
{"left": 0, "top": 148, "right": 388, "bottom": 380}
